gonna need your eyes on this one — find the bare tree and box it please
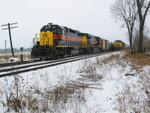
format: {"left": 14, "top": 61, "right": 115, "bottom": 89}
{"left": 110, "top": 0, "right": 138, "bottom": 47}
{"left": 133, "top": 29, "right": 150, "bottom": 49}
{"left": 136, "top": 0, "right": 150, "bottom": 52}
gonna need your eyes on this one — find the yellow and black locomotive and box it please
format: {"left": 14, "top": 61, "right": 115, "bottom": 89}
{"left": 113, "top": 40, "right": 125, "bottom": 50}
{"left": 31, "top": 23, "right": 106, "bottom": 59}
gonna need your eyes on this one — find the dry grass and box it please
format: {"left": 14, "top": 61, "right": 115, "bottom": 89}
{"left": 114, "top": 49, "right": 150, "bottom": 113}
{"left": 47, "top": 81, "right": 89, "bottom": 103}
{"left": 6, "top": 81, "right": 93, "bottom": 113}
{"left": 80, "top": 53, "right": 120, "bottom": 78}
{"left": 98, "top": 54, "right": 120, "bottom": 64}
{"left": 124, "top": 49, "right": 150, "bottom": 69}
{"left": 0, "top": 54, "right": 18, "bottom": 58}
{"left": 115, "top": 71, "right": 150, "bottom": 113}
{"left": 0, "top": 53, "right": 31, "bottom": 63}
{"left": 1, "top": 72, "right": 100, "bottom": 113}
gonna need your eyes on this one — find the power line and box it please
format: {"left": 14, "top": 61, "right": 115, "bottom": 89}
{"left": 1, "top": 23, "right": 18, "bottom": 56}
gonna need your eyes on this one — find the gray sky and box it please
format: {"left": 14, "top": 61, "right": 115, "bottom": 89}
{"left": 0, "top": 0, "right": 149, "bottom": 49}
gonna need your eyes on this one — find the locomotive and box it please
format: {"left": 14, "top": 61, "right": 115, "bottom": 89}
{"left": 31, "top": 23, "right": 114, "bottom": 59}
{"left": 114, "top": 40, "right": 125, "bottom": 50}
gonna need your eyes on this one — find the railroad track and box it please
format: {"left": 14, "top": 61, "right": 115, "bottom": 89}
{"left": 0, "top": 52, "right": 110, "bottom": 78}
{"left": 0, "top": 59, "right": 41, "bottom": 68}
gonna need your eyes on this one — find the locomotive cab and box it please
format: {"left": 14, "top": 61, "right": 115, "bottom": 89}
{"left": 31, "top": 24, "right": 66, "bottom": 59}
{"left": 40, "top": 24, "right": 66, "bottom": 47}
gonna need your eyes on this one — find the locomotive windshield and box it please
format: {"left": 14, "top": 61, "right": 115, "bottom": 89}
{"left": 40, "top": 25, "right": 63, "bottom": 35}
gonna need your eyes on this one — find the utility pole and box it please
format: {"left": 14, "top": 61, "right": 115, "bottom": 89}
{"left": 1, "top": 23, "right": 18, "bottom": 56}
{"left": 4, "top": 40, "right": 7, "bottom": 57}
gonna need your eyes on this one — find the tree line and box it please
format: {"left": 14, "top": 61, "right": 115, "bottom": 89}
{"left": 111, "top": 0, "right": 150, "bottom": 52}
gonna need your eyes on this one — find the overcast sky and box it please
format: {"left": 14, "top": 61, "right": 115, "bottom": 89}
{"left": 0, "top": 0, "right": 149, "bottom": 49}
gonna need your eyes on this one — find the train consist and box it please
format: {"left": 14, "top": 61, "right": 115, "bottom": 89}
{"left": 31, "top": 23, "right": 124, "bottom": 59}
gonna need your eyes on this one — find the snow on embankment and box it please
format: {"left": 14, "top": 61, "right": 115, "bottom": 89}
{"left": 0, "top": 51, "right": 149, "bottom": 113}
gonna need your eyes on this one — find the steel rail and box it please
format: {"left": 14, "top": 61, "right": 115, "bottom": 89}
{"left": 0, "top": 52, "right": 111, "bottom": 78}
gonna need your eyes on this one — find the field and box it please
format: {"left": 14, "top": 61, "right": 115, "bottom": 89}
{"left": 0, "top": 50, "right": 149, "bottom": 113}
{"left": 0, "top": 52, "right": 31, "bottom": 63}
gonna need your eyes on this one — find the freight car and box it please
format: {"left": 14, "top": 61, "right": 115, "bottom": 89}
{"left": 31, "top": 23, "right": 113, "bottom": 59}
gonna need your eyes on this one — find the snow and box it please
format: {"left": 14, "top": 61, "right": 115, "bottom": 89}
{"left": 0, "top": 51, "right": 149, "bottom": 113}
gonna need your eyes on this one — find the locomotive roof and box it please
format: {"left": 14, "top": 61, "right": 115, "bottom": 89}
{"left": 77, "top": 32, "right": 102, "bottom": 40}
{"left": 41, "top": 24, "right": 65, "bottom": 30}
{"left": 95, "top": 36, "right": 102, "bottom": 40}
{"left": 51, "top": 24, "right": 66, "bottom": 30}
{"left": 41, "top": 23, "right": 104, "bottom": 40}
{"left": 114, "top": 40, "right": 123, "bottom": 42}
{"left": 63, "top": 26, "right": 79, "bottom": 33}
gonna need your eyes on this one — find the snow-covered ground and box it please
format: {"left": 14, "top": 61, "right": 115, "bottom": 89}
{"left": 0, "top": 51, "right": 149, "bottom": 113}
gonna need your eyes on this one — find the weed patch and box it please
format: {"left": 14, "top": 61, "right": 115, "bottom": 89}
{"left": 114, "top": 50, "right": 150, "bottom": 113}
{"left": 124, "top": 49, "right": 150, "bottom": 68}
